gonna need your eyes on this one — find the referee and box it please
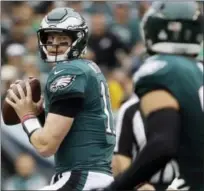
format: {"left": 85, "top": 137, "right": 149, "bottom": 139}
{"left": 112, "top": 94, "right": 179, "bottom": 190}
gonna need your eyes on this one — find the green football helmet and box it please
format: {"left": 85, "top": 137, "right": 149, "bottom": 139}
{"left": 141, "top": 2, "right": 203, "bottom": 56}
{"left": 37, "top": 7, "right": 88, "bottom": 62}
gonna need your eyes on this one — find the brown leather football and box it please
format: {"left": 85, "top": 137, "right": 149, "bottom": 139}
{"left": 2, "top": 78, "right": 41, "bottom": 125}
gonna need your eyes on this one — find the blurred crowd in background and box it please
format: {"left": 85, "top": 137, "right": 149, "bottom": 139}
{"left": 1, "top": 1, "right": 203, "bottom": 190}
{"left": 1, "top": 1, "right": 151, "bottom": 112}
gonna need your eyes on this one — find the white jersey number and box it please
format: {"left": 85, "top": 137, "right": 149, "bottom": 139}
{"left": 198, "top": 86, "right": 204, "bottom": 111}
{"left": 101, "top": 81, "right": 114, "bottom": 135}
{"left": 197, "top": 63, "right": 203, "bottom": 111}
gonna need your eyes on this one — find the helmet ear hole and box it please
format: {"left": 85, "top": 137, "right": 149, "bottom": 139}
{"left": 38, "top": 31, "right": 48, "bottom": 45}
{"left": 39, "top": 46, "right": 47, "bottom": 60}
{"left": 66, "top": 31, "right": 78, "bottom": 44}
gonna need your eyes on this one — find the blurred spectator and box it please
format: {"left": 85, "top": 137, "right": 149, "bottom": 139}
{"left": 105, "top": 68, "right": 134, "bottom": 112}
{"left": 87, "top": 13, "right": 130, "bottom": 72}
{"left": 25, "top": 30, "right": 38, "bottom": 55}
{"left": 85, "top": 1, "right": 113, "bottom": 26}
{"left": 111, "top": 69, "right": 133, "bottom": 102}
{"left": 25, "top": 30, "right": 51, "bottom": 75}
{"left": 1, "top": 26, "right": 9, "bottom": 45}
{"left": 110, "top": 2, "right": 142, "bottom": 50}
{"left": 131, "top": 50, "right": 149, "bottom": 74}
{"left": 198, "top": 1, "right": 204, "bottom": 14}
{"left": 108, "top": 78, "right": 124, "bottom": 112}
{"left": 1, "top": 65, "right": 20, "bottom": 101}
{"left": 33, "top": 1, "right": 55, "bottom": 15}
{"left": 67, "top": 1, "right": 84, "bottom": 12}
{"left": 1, "top": 2, "right": 13, "bottom": 45}
{"left": 1, "top": 21, "right": 27, "bottom": 63}
{"left": 85, "top": 1, "right": 112, "bottom": 18}
{"left": 5, "top": 43, "right": 26, "bottom": 69}
{"left": 67, "top": 1, "right": 91, "bottom": 30}
{"left": 11, "top": 1, "right": 33, "bottom": 25}
{"left": 22, "top": 55, "right": 41, "bottom": 79}
{"left": 3, "top": 153, "right": 48, "bottom": 190}
{"left": 32, "top": 1, "right": 55, "bottom": 31}
{"left": 1, "top": 2, "right": 34, "bottom": 62}
{"left": 22, "top": 55, "right": 48, "bottom": 89}
{"left": 137, "top": 1, "right": 152, "bottom": 19}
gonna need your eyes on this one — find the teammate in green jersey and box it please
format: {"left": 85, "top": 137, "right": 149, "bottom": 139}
{"left": 99, "top": 2, "right": 203, "bottom": 191}
{"left": 6, "top": 7, "right": 115, "bottom": 190}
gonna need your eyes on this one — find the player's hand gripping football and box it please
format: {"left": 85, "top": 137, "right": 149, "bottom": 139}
{"left": 5, "top": 80, "right": 44, "bottom": 120}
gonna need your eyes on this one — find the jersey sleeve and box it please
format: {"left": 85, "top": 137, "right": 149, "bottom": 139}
{"left": 133, "top": 58, "right": 179, "bottom": 101}
{"left": 47, "top": 66, "right": 87, "bottom": 104}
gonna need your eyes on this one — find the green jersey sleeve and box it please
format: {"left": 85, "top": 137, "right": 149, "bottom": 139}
{"left": 47, "top": 65, "right": 87, "bottom": 104}
{"left": 133, "top": 57, "right": 180, "bottom": 101}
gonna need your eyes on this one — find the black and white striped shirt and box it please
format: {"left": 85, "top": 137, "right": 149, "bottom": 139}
{"left": 114, "top": 94, "right": 179, "bottom": 188}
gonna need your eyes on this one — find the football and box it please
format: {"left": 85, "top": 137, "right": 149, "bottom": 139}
{"left": 2, "top": 78, "right": 41, "bottom": 125}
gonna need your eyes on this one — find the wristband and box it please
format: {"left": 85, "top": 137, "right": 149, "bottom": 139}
{"left": 21, "top": 114, "right": 41, "bottom": 138}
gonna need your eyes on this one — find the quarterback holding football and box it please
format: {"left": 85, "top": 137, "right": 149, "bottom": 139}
{"left": 5, "top": 7, "right": 115, "bottom": 190}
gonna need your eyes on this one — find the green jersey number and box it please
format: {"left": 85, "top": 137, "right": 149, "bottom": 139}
{"left": 100, "top": 81, "right": 115, "bottom": 135}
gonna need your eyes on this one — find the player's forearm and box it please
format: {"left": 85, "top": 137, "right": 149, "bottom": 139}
{"left": 108, "top": 108, "right": 181, "bottom": 190}
{"left": 112, "top": 155, "right": 131, "bottom": 177}
{"left": 30, "top": 128, "right": 51, "bottom": 156}
{"left": 21, "top": 115, "right": 56, "bottom": 157}
{"left": 110, "top": 137, "right": 175, "bottom": 189}
{"left": 30, "top": 124, "right": 59, "bottom": 157}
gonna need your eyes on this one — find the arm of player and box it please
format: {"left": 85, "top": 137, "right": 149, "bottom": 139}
{"left": 29, "top": 95, "right": 84, "bottom": 157}
{"left": 6, "top": 81, "right": 84, "bottom": 157}
{"left": 30, "top": 113, "right": 74, "bottom": 157}
{"left": 112, "top": 155, "right": 132, "bottom": 177}
{"left": 107, "top": 90, "right": 181, "bottom": 190}
{"left": 112, "top": 102, "right": 133, "bottom": 177}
